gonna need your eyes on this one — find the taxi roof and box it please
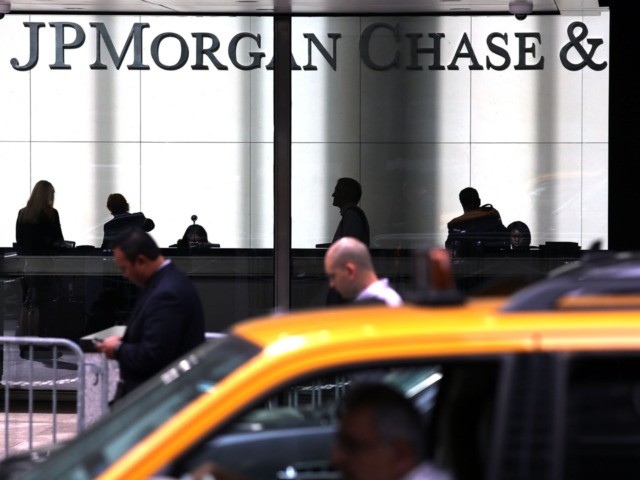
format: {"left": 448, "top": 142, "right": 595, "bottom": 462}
{"left": 230, "top": 298, "right": 640, "bottom": 355}
{"left": 231, "top": 299, "right": 502, "bottom": 345}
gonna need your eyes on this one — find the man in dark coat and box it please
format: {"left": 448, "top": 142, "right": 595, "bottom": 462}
{"left": 331, "top": 177, "right": 370, "bottom": 247}
{"left": 95, "top": 228, "right": 205, "bottom": 401}
{"left": 445, "top": 187, "right": 508, "bottom": 257}
{"left": 102, "top": 193, "right": 155, "bottom": 249}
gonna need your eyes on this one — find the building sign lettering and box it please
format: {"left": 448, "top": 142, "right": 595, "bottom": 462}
{"left": 9, "top": 20, "right": 607, "bottom": 72}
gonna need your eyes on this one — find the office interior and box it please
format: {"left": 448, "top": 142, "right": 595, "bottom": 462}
{"left": 0, "top": 0, "right": 635, "bottom": 335}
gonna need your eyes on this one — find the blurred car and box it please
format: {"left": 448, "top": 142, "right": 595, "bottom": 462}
{"left": 6, "top": 250, "right": 640, "bottom": 480}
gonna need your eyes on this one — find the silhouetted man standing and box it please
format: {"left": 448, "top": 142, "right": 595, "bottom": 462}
{"left": 332, "top": 178, "right": 370, "bottom": 247}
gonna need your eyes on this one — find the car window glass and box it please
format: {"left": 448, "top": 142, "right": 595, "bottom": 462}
{"left": 165, "top": 359, "right": 501, "bottom": 480}
{"left": 564, "top": 354, "right": 640, "bottom": 480}
{"left": 23, "top": 336, "right": 260, "bottom": 480}
{"left": 228, "top": 366, "right": 442, "bottom": 435}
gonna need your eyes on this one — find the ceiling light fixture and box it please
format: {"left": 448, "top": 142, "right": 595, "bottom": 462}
{"left": 0, "top": 1, "right": 11, "bottom": 17}
{"left": 509, "top": 0, "right": 533, "bottom": 20}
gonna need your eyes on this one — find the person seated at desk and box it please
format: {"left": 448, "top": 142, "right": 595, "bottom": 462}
{"left": 172, "top": 215, "right": 219, "bottom": 249}
{"left": 445, "top": 187, "right": 508, "bottom": 258}
{"left": 102, "top": 193, "right": 155, "bottom": 249}
{"left": 507, "top": 221, "right": 531, "bottom": 253}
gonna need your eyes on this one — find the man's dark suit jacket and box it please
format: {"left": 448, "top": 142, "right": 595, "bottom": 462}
{"left": 115, "top": 262, "right": 205, "bottom": 398}
{"left": 332, "top": 204, "right": 370, "bottom": 246}
{"left": 102, "top": 212, "right": 155, "bottom": 249}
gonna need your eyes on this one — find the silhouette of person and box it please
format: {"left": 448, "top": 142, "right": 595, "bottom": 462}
{"left": 507, "top": 221, "right": 531, "bottom": 252}
{"left": 332, "top": 178, "right": 370, "bottom": 247}
{"left": 324, "top": 237, "right": 402, "bottom": 306}
{"left": 102, "top": 193, "right": 155, "bottom": 249}
{"left": 445, "top": 187, "right": 508, "bottom": 257}
{"left": 16, "top": 180, "right": 65, "bottom": 255}
{"left": 171, "top": 215, "right": 218, "bottom": 249}
{"left": 179, "top": 224, "right": 209, "bottom": 248}
{"left": 332, "top": 382, "right": 451, "bottom": 480}
{"left": 15, "top": 180, "right": 66, "bottom": 350}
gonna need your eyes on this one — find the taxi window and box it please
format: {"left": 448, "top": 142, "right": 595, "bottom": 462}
{"left": 564, "top": 354, "right": 640, "bottom": 480}
{"left": 23, "top": 335, "right": 260, "bottom": 480}
{"left": 166, "top": 358, "right": 502, "bottom": 480}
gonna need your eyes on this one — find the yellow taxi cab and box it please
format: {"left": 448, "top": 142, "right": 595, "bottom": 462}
{"left": 14, "top": 250, "right": 640, "bottom": 480}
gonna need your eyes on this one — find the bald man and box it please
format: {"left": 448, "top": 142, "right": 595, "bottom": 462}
{"left": 324, "top": 237, "right": 403, "bottom": 306}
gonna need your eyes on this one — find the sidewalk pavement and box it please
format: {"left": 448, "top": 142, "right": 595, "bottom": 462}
{"left": 1, "top": 318, "right": 118, "bottom": 460}
{"left": 0, "top": 400, "right": 77, "bottom": 459}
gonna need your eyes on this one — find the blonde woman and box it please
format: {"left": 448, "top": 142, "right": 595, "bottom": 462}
{"left": 15, "top": 180, "right": 65, "bottom": 349}
{"left": 16, "top": 180, "right": 65, "bottom": 254}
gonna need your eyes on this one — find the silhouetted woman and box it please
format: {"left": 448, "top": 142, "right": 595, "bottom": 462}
{"left": 179, "top": 224, "right": 209, "bottom": 248}
{"left": 16, "top": 180, "right": 65, "bottom": 254}
{"left": 15, "top": 180, "right": 66, "bottom": 344}
{"left": 171, "top": 215, "right": 217, "bottom": 249}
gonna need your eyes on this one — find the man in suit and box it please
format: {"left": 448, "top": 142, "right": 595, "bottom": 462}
{"left": 102, "top": 193, "right": 155, "bottom": 249}
{"left": 95, "top": 228, "right": 205, "bottom": 401}
{"left": 332, "top": 177, "right": 370, "bottom": 247}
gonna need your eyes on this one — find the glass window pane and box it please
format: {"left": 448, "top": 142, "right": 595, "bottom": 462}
{"left": 565, "top": 354, "right": 640, "bottom": 480}
{"left": 0, "top": 15, "right": 275, "bottom": 341}
{"left": 291, "top": 14, "right": 609, "bottom": 304}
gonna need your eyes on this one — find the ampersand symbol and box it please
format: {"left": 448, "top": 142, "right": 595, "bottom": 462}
{"left": 560, "top": 21, "right": 607, "bottom": 71}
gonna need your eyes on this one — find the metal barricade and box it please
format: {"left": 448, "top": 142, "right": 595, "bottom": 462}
{"left": 0, "top": 332, "right": 224, "bottom": 459}
{"left": 285, "top": 375, "right": 350, "bottom": 408}
{"left": 0, "top": 336, "right": 108, "bottom": 460}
